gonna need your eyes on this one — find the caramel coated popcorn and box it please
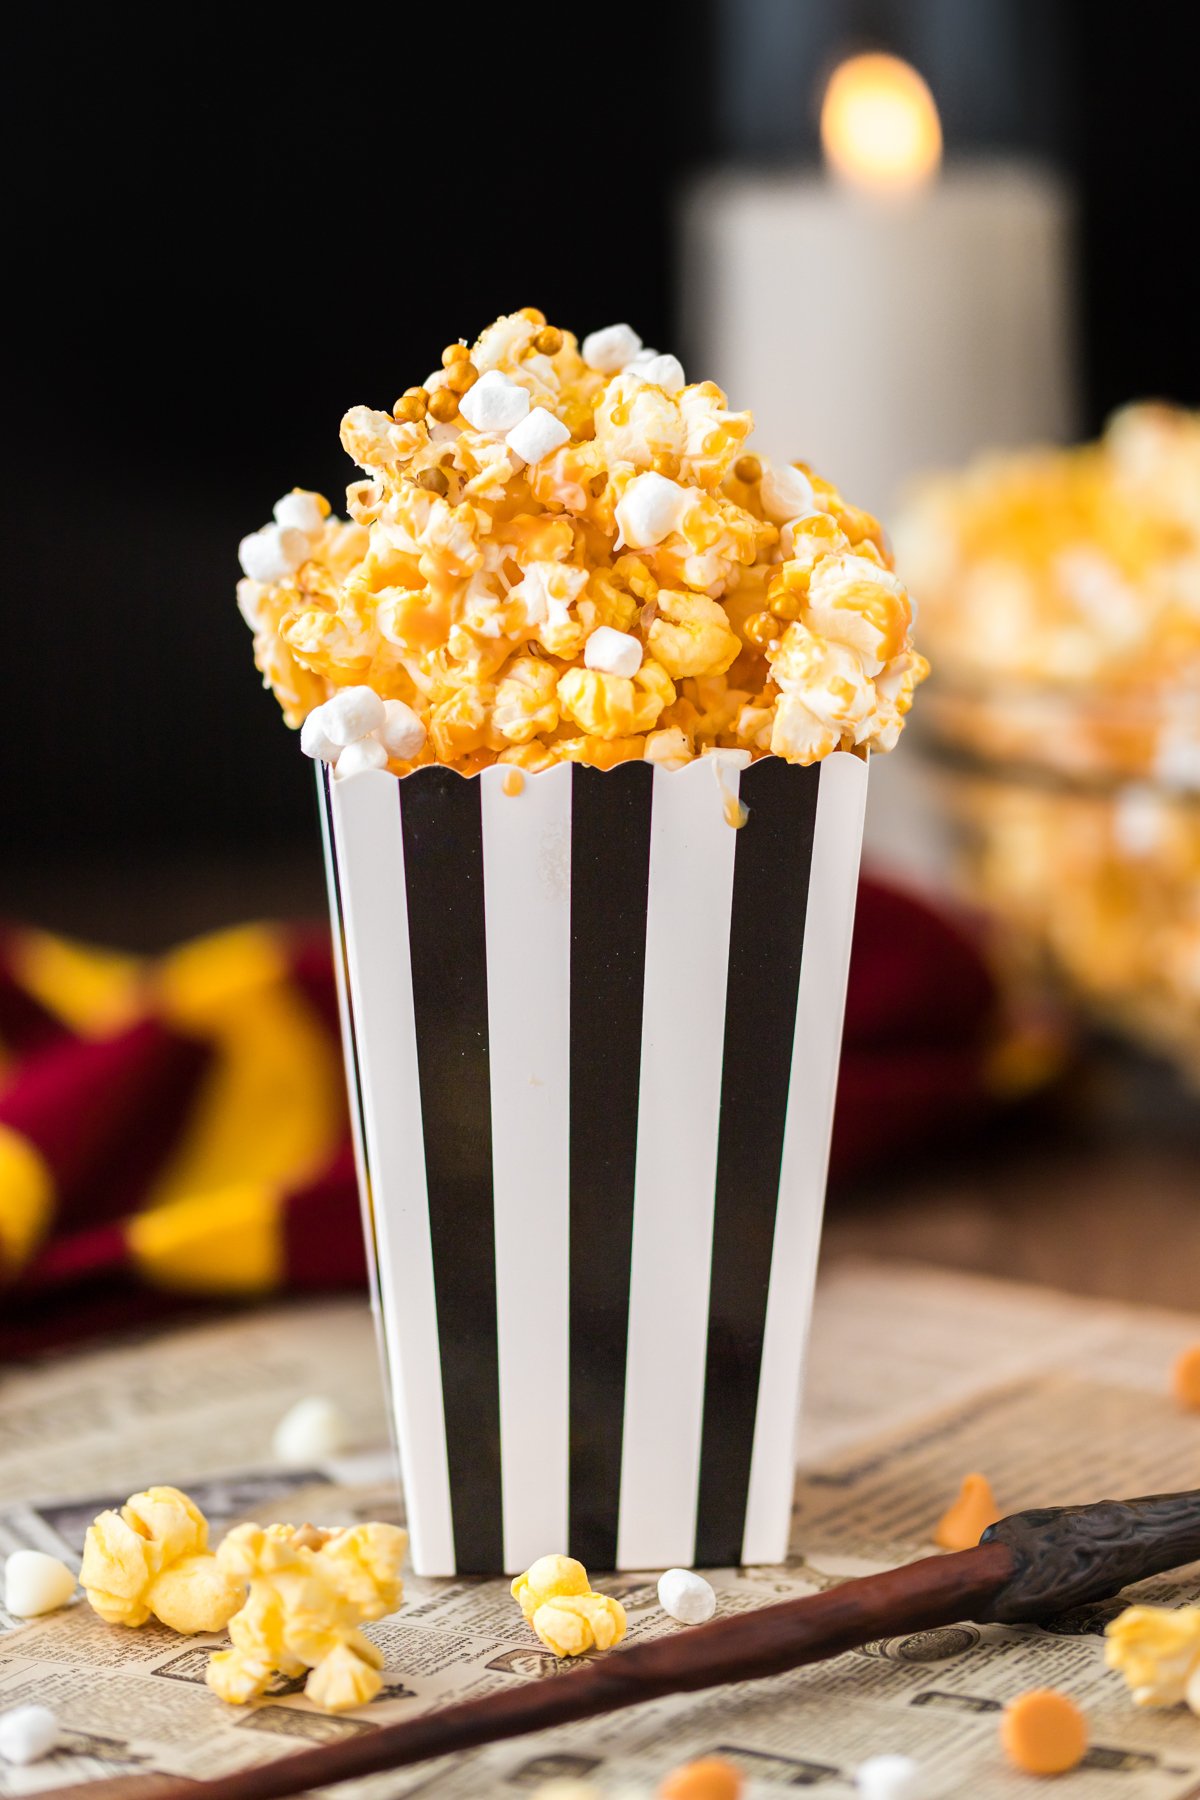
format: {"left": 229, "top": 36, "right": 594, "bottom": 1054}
{"left": 510, "top": 1553, "right": 627, "bottom": 1658}
{"left": 79, "top": 1486, "right": 244, "bottom": 1634}
{"left": 238, "top": 312, "right": 925, "bottom": 775}
{"left": 1106, "top": 1605, "right": 1200, "bottom": 1712}
{"left": 206, "top": 1521, "right": 407, "bottom": 1711}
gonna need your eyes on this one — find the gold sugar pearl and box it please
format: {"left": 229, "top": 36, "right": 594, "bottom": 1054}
{"left": 534, "top": 326, "right": 564, "bottom": 356}
{"left": 443, "top": 360, "right": 478, "bottom": 395}
{"left": 441, "top": 343, "right": 471, "bottom": 367}
{"left": 734, "top": 455, "right": 762, "bottom": 484}
{"left": 768, "top": 592, "right": 802, "bottom": 621}
{"left": 744, "top": 612, "right": 777, "bottom": 649}
{"left": 427, "top": 388, "right": 461, "bottom": 424}
{"left": 417, "top": 467, "right": 449, "bottom": 496}
{"left": 518, "top": 306, "right": 546, "bottom": 325}
{"left": 393, "top": 389, "right": 428, "bottom": 422}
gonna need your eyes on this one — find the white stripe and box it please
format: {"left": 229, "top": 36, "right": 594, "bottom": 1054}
{"left": 741, "top": 750, "right": 868, "bottom": 1565}
{"left": 480, "top": 764, "right": 573, "bottom": 1573}
{"left": 330, "top": 769, "right": 456, "bottom": 1576}
{"left": 617, "top": 755, "right": 742, "bottom": 1570}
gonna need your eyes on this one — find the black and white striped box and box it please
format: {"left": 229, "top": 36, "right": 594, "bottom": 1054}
{"left": 318, "top": 749, "right": 867, "bottom": 1577}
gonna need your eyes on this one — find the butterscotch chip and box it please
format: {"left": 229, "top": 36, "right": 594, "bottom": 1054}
{"left": 659, "top": 1757, "right": 742, "bottom": 1800}
{"left": 1000, "top": 1689, "right": 1087, "bottom": 1775}
{"left": 1172, "top": 1344, "right": 1200, "bottom": 1410}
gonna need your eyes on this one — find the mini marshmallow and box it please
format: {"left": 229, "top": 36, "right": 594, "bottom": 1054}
{"left": 760, "top": 462, "right": 816, "bottom": 525}
{"left": 632, "top": 352, "right": 685, "bottom": 394}
{"left": 273, "top": 491, "right": 326, "bottom": 537}
{"left": 0, "top": 1705, "right": 60, "bottom": 1766}
{"left": 614, "top": 471, "right": 690, "bottom": 548}
{"left": 506, "top": 407, "right": 571, "bottom": 465}
{"left": 272, "top": 1395, "right": 348, "bottom": 1466}
{"left": 378, "top": 699, "right": 427, "bottom": 761}
{"left": 238, "top": 522, "right": 309, "bottom": 583}
{"left": 334, "top": 737, "right": 388, "bottom": 779}
{"left": 3, "top": 1549, "right": 76, "bottom": 1618}
{"left": 300, "top": 710, "right": 341, "bottom": 764}
{"left": 459, "top": 370, "right": 531, "bottom": 435}
{"left": 657, "top": 1567, "right": 716, "bottom": 1625}
{"left": 581, "top": 322, "right": 642, "bottom": 374}
{"left": 854, "top": 1754, "right": 923, "bottom": 1800}
{"left": 584, "top": 626, "right": 643, "bottom": 679}
{"left": 317, "top": 686, "right": 387, "bottom": 747}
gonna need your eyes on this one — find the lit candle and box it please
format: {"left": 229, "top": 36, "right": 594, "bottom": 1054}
{"left": 682, "top": 52, "right": 1076, "bottom": 518}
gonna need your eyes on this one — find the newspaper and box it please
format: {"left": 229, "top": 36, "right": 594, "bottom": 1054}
{"left": 3, "top": 1262, "right": 1200, "bottom": 1798}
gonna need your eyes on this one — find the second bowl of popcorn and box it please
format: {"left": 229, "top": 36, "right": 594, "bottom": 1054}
{"left": 237, "top": 309, "right": 926, "bottom": 1576}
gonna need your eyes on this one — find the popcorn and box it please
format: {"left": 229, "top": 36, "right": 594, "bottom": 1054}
{"left": 585, "top": 626, "right": 644, "bottom": 678}
{"left": 80, "top": 1486, "right": 244, "bottom": 1633}
{"left": 206, "top": 1520, "right": 407, "bottom": 1711}
{"left": 582, "top": 322, "right": 642, "bottom": 374}
{"left": 0, "top": 1705, "right": 59, "bottom": 1766}
{"left": 238, "top": 310, "right": 925, "bottom": 775}
{"left": 511, "top": 1553, "right": 627, "bottom": 1659}
{"left": 271, "top": 1395, "right": 348, "bottom": 1466}
{"left": 1105, "top": 1604, "right": 1200, "bottom": 1709}
{"left": 657, "top": 1567, "right": 716, "bottom": 1624}
{"left": 3, "top": 1549, "right": 76, "bottom": 1617}
{"left": 460, "top": 370, "right": 531, "bottom": 434}
{"left": 507, "top": 407, "right": 571, "bottom": 465}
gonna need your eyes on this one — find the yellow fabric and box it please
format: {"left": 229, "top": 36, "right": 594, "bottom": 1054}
{"left": 8, "top": 929, "right": 142, "bottom": 1037}
{"left": 0, "top": 1123, "right": 55, "bottom": 1272}
{"left": 148, "top": 926, "right": 342, "bottom": 1208}
{"left": 127, "top": 1182, "right": 283, "bottom": 1293}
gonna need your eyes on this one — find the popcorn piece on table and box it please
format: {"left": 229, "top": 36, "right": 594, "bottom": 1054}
{"left": 658, "top": 1756, "right": 743, "bottom": 1800}
{"left": 3, "top": 1549, "right": 76, "bottom": 1617}
{"left": 657, "top": 1567, "right": 716, "bottom": 1625}
{"left": 510, "top": 1554, "right": 627, "bottom": 1658}
{"left": 854, "top": 1754, "right": 924, "bottom": 1800}
{"left": 206, "top": 1520, "right": 407, "bottom": 1712}
{"left": 1106, "top": 1604, "right": 1200, "bottom": 1710}
{"left": 0, "top": 1705, "right": 60, "bottom": 1766}
{"left": 80, "top": 1486, "right": 244, "bottom": 1634}
{"left": 933, "top": 1473, "right": 1000, "bottom": 1551}
{"left": 999, "top": 1688, "right": 1088, "bottom": 1776}
{"left": 271, "top": 1395, "right": 347, "bottom": 1466}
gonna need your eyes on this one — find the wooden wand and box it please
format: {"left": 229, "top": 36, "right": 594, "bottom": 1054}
{"left": 38, "top": 1490, "right": 1200, "bottom": 1800}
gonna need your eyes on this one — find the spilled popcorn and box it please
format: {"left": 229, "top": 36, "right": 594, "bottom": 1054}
{"left": 79, "top": 1486, "right": 244, "bottom": 1634}
{"left": 511, "top": 1553, "right": 627, "bottom": 1657}
{"left": 206, "top": 1520, "right": 407, "bottom": 1711}
{"left": 238, "top": 309, "right": 925, "bottom": 775}
{"left": 1106, "top": 1604, "right": 1200, "bottom": 1712}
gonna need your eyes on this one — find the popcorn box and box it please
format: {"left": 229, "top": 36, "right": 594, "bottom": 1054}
{"left": 318, "top": 749, "right": 868, "bottom": 1576}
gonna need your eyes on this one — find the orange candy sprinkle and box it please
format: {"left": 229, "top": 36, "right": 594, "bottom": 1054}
{"left": 1172, "top": 1344, "right": 1200, "bottom": 1410}
{"left": 1000, "top": 1688, "right": 1088, "bottom": 1776}
{"left": 933, "top": 1473, "right": 1000, "bottom": 1551}
{"left": 659, "top": 1757, "right": 743, "bottom": 1800}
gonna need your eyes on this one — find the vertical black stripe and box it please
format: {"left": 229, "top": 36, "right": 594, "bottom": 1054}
{"left": 400, "top": 769, "right": 503, "bottom": 1573}
{"left": 568, "top": 762, "right": 654, "bottom": 1570}
{"left": 695, "top": 757, "right": 821, "bottom": 1566}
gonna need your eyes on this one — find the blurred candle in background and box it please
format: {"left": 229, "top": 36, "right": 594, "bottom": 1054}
{"left": 682, "top": 46, "right": 1077, "bottom": 519}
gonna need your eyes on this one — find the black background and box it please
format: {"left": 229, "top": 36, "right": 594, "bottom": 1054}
{"left": 4, "top": 1, "right": 1196, "bottom": 885}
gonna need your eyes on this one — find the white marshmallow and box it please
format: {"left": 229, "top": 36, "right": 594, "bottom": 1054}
{"left": 0, "top": 1705, "right": 60, "bottom": 1766}
{"left": 614, "top": 471, "right": 690, "bottom": 548}
{"left": 506, "top": 407, "right": 571, "bottom": 465}
{"left": 300, "top": 709, "right": 341, "bottom": 764}
{"left": 334, "top": 737, "right": 388, "bottom": 779}
{"left": 238, "top": 522, "right": 309, "bottom": 583}
{"left": 318, "top": 687, "right": 386, "bottom": 747}
{"left": 378, "top": 699, "right": 427, "bottom": 761}
{"left": 632, "top": 353, "right": 685, "bottom": 394}
{"left": 459, "top": 370, "right": 531, "bottom": 435}
{"left": 3, "top": 1550, "right": 76, "bottom": 1618}
{"left": 760, "top": 463, "right": 816, "bottom": 525}
{"left": 584, "top": 627, "right": 643, "bottom": 679}
{"left": 581, "top": 322, "right": 643, "bottom": 374}
{"left": 271, "top": 1395, "right": 348, "bottom": 1466}
{"left": 273, "top": 491, "right": 326, "bottom": 538}
{"left": 855, "top": 1754, "right": 923, "bottom": 1800}
{"left": 657, "top": 1567, "right": 716, "bottom": 1625}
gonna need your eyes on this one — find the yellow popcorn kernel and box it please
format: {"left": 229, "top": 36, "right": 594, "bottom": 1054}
{"left": 149, "top": 1553, "right": 246, "bottom": 1635}
{"left": 645, "top": 727, "right": 693, "bottom": 768}
{"left": 498, "top": 741, "right": 560, "bottom": 774}
{"left": 511, "top": 1554, "right": 592, "bottom": 1622}
{"left": 558, "top": 661, "right": 675, "bottom": 740}
{"left": 206, "top": 1648, "right": 276, "bottom": 1706}
{"left": 648, "top": 590, "right": 741, "bottom": 680}
{"left": 803, "top": 553, "right": 912, "bottom": 669}
{"left": 770, "top": 694, "right": 840, "bottom": 766}
{"left": 558, "top": 736, "right": 647, "bottom": 769}
{"left": 305, "top": 1640, "right": 384, "bottom": 1712}
{"left": 429, "top": 685, "right": 499, "bottom": 763}
{"left": 79, "top": 1510, "right": 155, "bottom": 1626}
{"left": 779, "top": 512, "right": 851, "bottom": 579}
{"left": 769, "top": 625, "right": 874, "bottom": 736}
{"left": 80, "top": 1487, "right": 243, "bottom": 1635}
{"left": 318, "top": 1524, "right": 407, "bottom": 1621}
{"left": 678, "top": 382, "right": 753, "bottom": 488}
{"left": 494, "top": 657, "right": 560, "bottom": 744}
{"left": 532, "top": 1591, "right": 628, "bottom": 1658}
{"left": 593, "top": 372, "right": 685, "bottom": 472}
{"left": 282, "top": 607, "right": 375, "bottom": 681}
{"left": 1106, "top": 1605, "right": 1200, "bottom": 1709}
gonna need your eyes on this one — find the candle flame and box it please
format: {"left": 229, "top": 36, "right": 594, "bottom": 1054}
{"left": 820, "top": 52, "right": 942, "bottom": 194}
